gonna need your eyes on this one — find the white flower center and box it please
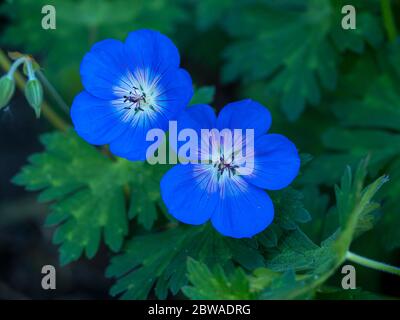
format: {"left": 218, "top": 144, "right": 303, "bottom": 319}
{"left": 112, "top": 68, "right": 161, "bottom": 120}
{"left": 207, "top": 134, "right": 244, "bottom": 181}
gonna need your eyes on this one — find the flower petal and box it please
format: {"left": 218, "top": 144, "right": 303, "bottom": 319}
{"left": 71, "top": 91, "right": 127, "bottom": 145}
{"left": 173, "top": 104, "right": 216, "bottom": 161}
{"left": 177, "top": 104, "right": 217, "bottom": 132}
{"left": 124, "top": 29, "right": 180, "bottom": 75}
{"left": 108, "top": 68, "right": 193, "bottom": 161}
{"left": 217, "top": 99, "right": 272, "bottom": 137}
{"left": 156, "top": 68, "right": 194, "bottom": 121}
{"left": 80, "top": 39, "right": 126, "bottom": 100}
{"left": 108, "top": 111, "right": 165, "bottom": 161}
{"left": 243, "top": 134, "right": 300, "bottom": 190}
{"left": 160, "top": 164, "right": 218, "bottom": 225}
{"left": 211, "top": 176, "right": 274, "bottom": 238}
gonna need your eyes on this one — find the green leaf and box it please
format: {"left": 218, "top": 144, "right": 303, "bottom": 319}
{"left": 207, "top": 0, "right": 382, "bottom": 120}
{"left": 190, "top": 86, "right": 216, "bottom": 105}
{"left": 253, "top": 161, "right": 386, "bottom": 298}
{"left": 379, "top": 158, "right": 400, "bottom": 250}
{"left": 106, "top": 225, "right": 266, "bottom": 299}
{"left": 233, "top": 162, "right": 386, "bottom": 300}
{"left": 12, "top": 130, "right": 164, "bottom": 265}
{"left": 333, "top": 160, "right": 388, "bottom": 253}
{"left": 221, "top": 1, "right": 333, "bottom": 120}
{"left": 270, "top": 187, "right": 312, "bottom": 230}
{"left": 183, "top": 258, "right": 254, "bottom": 299}
{"left": 106, "top": 182, "right": 314, "bottom": 300}
{"left": 300, "top": 41, "right": 400, "bottom": 250}
{"left": 127, "top": 164, "right": 166, "bottom": 230}
{"left": 255, "top": 187, "right": 312, "bottom": 252}
{"left": 330, "top": 11, "right": 383, "bottom": 53}
{"left": 265, "top": 228, "right": 333, "bottom": 273}
{"left": 301, "top": 186, "right": 331, "bottom": 242}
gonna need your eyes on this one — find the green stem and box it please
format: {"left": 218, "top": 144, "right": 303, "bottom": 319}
{"left": 381, "top": 0, "right": 398, "bottom": 42}
{"left": 346, "top": 251, "right": 400, "bottom": 276}
{"left": 7, "top": 57, "right": 26, "bottom": 77}
{"left": 36, "top": 70, "right": 70, "bottom": 115}
{"left": 25, "top": 58, "right": 35, "bottom": 80}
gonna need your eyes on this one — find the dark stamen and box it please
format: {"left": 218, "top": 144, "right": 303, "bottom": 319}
{"left": 123, "top": 89, "right": 147, "bottom": 112}
{"left": 216, "top": 155, "right": 239, "bottom": 179}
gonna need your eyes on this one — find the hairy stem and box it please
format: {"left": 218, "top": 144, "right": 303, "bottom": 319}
{"left": 381, "top": 0, "right": 397, "bottom": 42}
{"left": 0, "top": 49, "right": 69, "bottom": 131}
{"left": 346, "top": 251, "right": 400, "bottom": 276}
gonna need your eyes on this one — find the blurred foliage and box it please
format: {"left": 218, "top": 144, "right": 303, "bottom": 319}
{"left": 0, "top": 0, "right": 187, "bottom": 101}
{"left": 2, "top": 0, "right": 400, "bottom": 299}
{"left": 194, "top": 0, "right": 383, "bottom": 120}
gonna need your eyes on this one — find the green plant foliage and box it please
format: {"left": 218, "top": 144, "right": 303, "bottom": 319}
{"left": 194, "top": 0, "right": 383, "bottom": 120}
{"left": 4, "top": 0, "right": 400, "bottom": 300}
{"left": 300, "top": 44, "right": 400, "bottom": 251}
{"left": 12, "top": 130, "right": 165, "bottom": 265}
{"left": 183, "top": 258, "right": 254, "bottom": 299}
{"left": 190, "top": 86, "right": 216, "bottom": 105}
{"left": 106, "top": 225, "right": 261, "bottom": 299}
{"left": 183, "top": 162, "right": 388, "bottom": 299}
{"left": 0, "top": 0, "right": 187, "bottom": 100}
{"left": 106, "top": 185, "right": 310, "bottom": 299}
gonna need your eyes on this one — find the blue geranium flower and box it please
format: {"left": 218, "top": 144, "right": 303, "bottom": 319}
{"left": 71, "top": 29, "right": 193, "bottom": 160}
{"left": 160, "top": 100, "right": 300, "bottom": 238}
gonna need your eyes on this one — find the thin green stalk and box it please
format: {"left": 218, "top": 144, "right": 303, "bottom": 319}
{"left": 36, "top": 70, "right": 70, "bottom": 115}
{"left": 0, "top": 49, "right": 69, "bottom": 131}
{"left": 7, "top": 57, "right": 26, "bottom": 77}
{"left": 25, "top": 58, "right": 35, "bottom": 80}
{"left": 381, "top": 0, "right": 398, "bottom": 42}
{"left": 346, "top": 251, "right": 400, "bottom": 276}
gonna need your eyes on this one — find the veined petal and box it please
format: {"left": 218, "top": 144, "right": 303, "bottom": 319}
{"left": 71, "top": 91, "right": 127, "bottom": 145}
{"left": 109, "top": 110, "right": 166, "bottom": 161}
{"left": 80, "top": 39, "right": 126, "bottom": 100}
{"left": 174, "top": 104, "right": 217, "bottom": 161}
{"left": 177, "top": 104, "right": 217, "bottom": 132}
{"left": 211, "top": 176, "right": 274, "bottom": 238}
{"left": 160, "top": 164, "right": 218, "bottom": 225}
{"left": 124, "top": 29, "right": 180, "bottom": 76}
{"left": 156, "top": 68, "right": 194, "bottom": 120}
{"left": 217, "top": 99, "right": 272, "bottom": 138}
{"left": 243, "top": 134, "right": 300, "bottom": 190}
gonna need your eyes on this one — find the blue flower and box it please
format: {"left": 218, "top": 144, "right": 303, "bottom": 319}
{"left": 71, "top": 29, "right": 193, "bottom": 160}
{"left": 160, "top": 100, "right": 300, "bottom": 238}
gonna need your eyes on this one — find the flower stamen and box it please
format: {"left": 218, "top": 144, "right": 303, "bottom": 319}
{"left": 214, "top": 154, "right": 240, "bottom": 179}
{"left": 123, "top": 86, "right": 148, "bottom": 112}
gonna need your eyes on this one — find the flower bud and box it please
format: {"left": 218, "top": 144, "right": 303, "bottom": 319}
{"left": 0, "top": 75, "right": 15, "bottom": 109}
{"left": 25, "top": 79, "right": 43, "bottom": 118}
